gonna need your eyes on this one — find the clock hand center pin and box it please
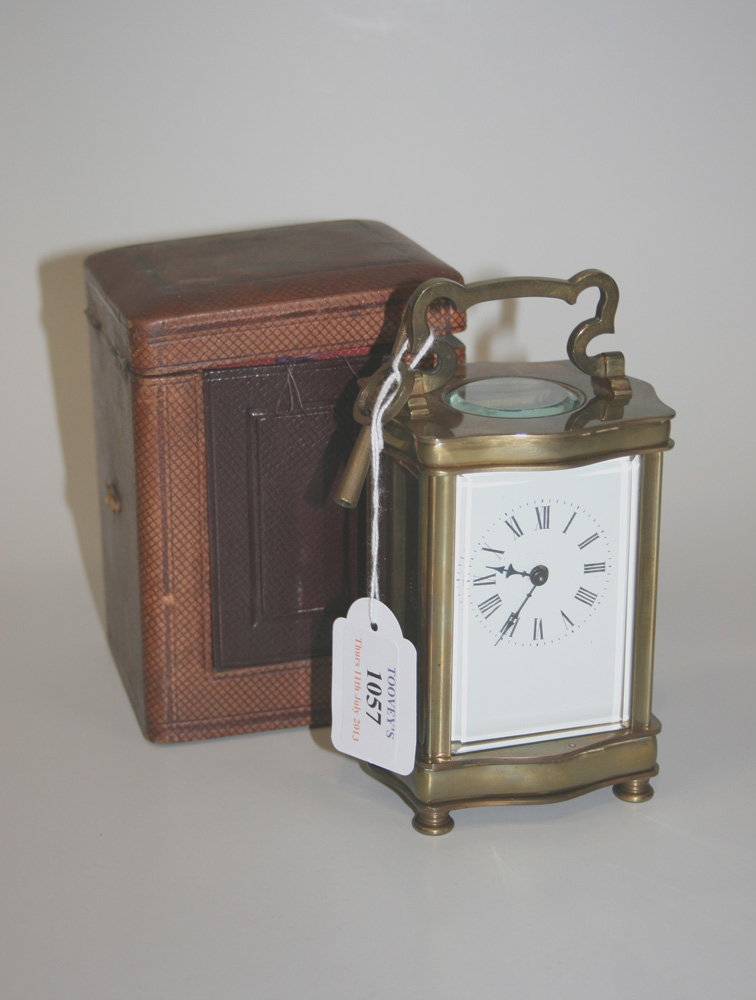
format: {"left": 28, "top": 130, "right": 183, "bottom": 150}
{"left": 529, "top": 565, "right": 549, "bottom": 587}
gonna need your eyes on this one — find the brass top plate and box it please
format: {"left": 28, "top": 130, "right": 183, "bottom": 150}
{"left": 384, "top": 360, "right": 675, "bottom": 471}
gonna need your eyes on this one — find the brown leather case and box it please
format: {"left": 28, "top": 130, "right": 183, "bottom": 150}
{"left": 85, "top": 220, "right": 463, "bottom": 742}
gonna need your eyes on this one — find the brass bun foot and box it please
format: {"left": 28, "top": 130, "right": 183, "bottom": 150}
{"left": 411, "top": 807, "right": 455, "bottom": 836}
{"left": 613, "top": 777, "right": 654, "bottom": 803}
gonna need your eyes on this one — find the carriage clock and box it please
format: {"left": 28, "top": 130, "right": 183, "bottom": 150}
{"left": 334, "top": 270, "right": 674, "bottom": 834}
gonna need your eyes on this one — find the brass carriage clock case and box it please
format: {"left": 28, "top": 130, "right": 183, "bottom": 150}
{"left": 339, "top": 271, "right": 674, "bottom": 834}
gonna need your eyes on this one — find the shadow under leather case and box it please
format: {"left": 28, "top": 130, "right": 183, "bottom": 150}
{"left": 85, "top": 220, "right": 463, "bottom": 742}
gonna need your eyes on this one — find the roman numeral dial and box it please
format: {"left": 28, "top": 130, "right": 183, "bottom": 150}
{"left": 467, "top": 498, "right": 611, "bottom": 646}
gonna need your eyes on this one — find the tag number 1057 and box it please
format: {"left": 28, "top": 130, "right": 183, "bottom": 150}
{"left": 365, "top": 670, "right": 383, "bottom": 725}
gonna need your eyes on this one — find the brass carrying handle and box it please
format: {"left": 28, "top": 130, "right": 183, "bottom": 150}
{"left": 401, "top": 269, "right": 630, "bottom": 400}
{"left": 334, "top": 269, "right": 629, "bottom": 510}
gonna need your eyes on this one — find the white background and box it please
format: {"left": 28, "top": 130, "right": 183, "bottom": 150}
{"left": 2, "top": 2, "right": 754, "bottom": 998}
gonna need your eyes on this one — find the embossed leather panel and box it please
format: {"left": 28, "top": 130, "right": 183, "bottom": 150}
{"left": 205, "top": 358, "right": 371, "bottom": 671}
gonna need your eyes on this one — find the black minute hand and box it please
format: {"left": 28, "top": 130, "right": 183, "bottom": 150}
{"left": 495, "top": 584, "right": 536, "bottom": 645}
{"left": 514, "top": 583, "right": 537, "bottom": 617}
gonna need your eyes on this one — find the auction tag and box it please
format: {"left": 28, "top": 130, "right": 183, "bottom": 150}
{"left": 331, "top": 598, "right": 417, "bottom": 776}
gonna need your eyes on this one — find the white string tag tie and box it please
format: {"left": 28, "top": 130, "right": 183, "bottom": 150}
{"left": 368, "top": 330, "right": 437, "bottom": 625}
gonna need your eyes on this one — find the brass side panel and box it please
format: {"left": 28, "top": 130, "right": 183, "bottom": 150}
{"left": 630, "top": 451, "right": 664, "bottom": 728}
{"left": 418, "top": 474, "right": 456, "bottom": 763}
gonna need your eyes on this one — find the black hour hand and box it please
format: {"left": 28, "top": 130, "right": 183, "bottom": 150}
{"left": 486, "top": 563, "right": 529, "bottom": 579}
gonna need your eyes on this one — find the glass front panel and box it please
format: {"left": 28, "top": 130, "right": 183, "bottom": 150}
{"left": 451, "top": 456, "right": 640, "bottom": 752}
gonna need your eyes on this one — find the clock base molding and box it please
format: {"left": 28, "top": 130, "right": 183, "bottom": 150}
{"left": 365, "top": 716, "right": 661, "bottom": 835}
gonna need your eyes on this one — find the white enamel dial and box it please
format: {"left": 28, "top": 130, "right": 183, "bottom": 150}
{"left": 451, "top": 455, "right": 640, "bottom": 752}
{"left": 469, "top": 498, "right": 610, "bottom": 647}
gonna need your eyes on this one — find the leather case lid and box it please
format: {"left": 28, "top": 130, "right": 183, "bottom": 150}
{"left": 84, "top": 220, "right": 463, "bottom": 376}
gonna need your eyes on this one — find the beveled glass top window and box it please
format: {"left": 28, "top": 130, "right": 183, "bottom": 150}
{"left": 445, "top": 376, "right": 584, "bottom": 419}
